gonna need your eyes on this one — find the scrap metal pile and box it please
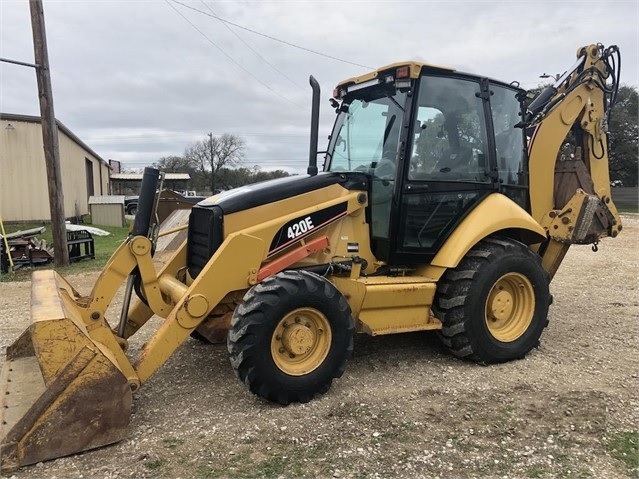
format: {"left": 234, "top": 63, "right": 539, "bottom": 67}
{"left": 0, "top": 227, "right": 54, "bottom": 272}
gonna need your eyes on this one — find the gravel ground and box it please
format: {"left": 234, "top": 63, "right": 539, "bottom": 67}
{"left": 1, "top": 215, "right": 637, "bottom": 479}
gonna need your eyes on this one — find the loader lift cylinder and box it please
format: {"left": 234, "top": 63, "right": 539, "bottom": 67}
{"left": 118, "top": 166, "right": 160, "bottom": 337}
{"left": 131, "top": 167, "right": 160, "bottom": 237}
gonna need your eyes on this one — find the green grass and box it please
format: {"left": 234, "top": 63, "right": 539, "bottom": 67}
{"left": 606, "top": 431, "right": 638, "bottom": 474}
{"left": 162, "top": 436, "right": 185, "bottom": 449}
{"left": 144, "top": 458, "right": 165, "bottom": 470}
{"left": 525, "top": 465, "right": 545, "bottom": 478}
{"left": 253, "top": 455, "right": 291, "bottom": 478}
{"left": 1, "top": 221, "right": 130, "bottom": 281}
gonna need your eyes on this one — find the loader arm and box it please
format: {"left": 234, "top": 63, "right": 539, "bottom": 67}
{"left": 133, "top": 232, "right": 267, "bottom": 381}
{"left": 527, "top": 44, "right": 622, "bottom": 277}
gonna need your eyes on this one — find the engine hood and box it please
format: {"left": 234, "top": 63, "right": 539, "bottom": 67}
{"left": 197, "top": 172, "right": 367, "bottom": 215}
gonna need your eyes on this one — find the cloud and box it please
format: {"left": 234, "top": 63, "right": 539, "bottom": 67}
{"left": 1, "top": 0, "right": 637, "bottom": 174}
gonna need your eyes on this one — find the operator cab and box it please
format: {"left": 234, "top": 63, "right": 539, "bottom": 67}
{"left": 324, "top": 62, "right": 528, "bottom": 264}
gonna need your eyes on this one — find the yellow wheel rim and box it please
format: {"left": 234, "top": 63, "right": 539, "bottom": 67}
{"left": 271, "top": 308, "right": 332, "bottom": 376}
{"left": 485, "top": 273, "right": 535, "bottom": 342}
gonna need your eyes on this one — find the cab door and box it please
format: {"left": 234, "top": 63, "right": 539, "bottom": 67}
{"left": 391, "top": 74, "right": 497, "bottom": 264}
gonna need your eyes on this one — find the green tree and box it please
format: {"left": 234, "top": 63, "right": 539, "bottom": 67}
{"left": 152, "top": 155, "right": 208, "bottom": 192}
{"left": 251, "top": 167, "right": 291, "bottom": 183}
{"left": 608, "top": 85, "right": 638, "bottom": 186}
{"left": 152, "top": 155, "right": 191, "bottom": 172}
{"left": 216, "top": 165, "right": 290, "bottom": 190}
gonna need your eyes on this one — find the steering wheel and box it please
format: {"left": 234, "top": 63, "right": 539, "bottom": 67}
{"left": 371, "top": 158, "right": 396, "bottom": 179}
{"left": 369, "top": 158, "right": 396, "bottom": 205}
{"left": 354, "top": 164, "right": 371, "bottom": 173}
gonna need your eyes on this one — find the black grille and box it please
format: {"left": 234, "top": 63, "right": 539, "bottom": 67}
{"left": 187, "top": 205, "right": 224, "bottom": 278}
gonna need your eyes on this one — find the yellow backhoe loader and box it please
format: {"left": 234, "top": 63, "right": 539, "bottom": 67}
{"left": 0, "top": 43, "right": 622, "bottom": 471}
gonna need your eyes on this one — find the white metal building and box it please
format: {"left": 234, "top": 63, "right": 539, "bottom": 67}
{"left": 0, "top": 113, "right": 111, "bottom": 222}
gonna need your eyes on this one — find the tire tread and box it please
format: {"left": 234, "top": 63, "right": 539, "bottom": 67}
{"left": 433, "top": 237, "right": 550, "bottom": 364}
{"left": 228, "top": 271, "right": 354, "bottom": 405}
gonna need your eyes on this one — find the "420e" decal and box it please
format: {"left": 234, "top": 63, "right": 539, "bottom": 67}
{"left": 269, "top": 202, "right": 348, "bottom": 255}
{"left": 287, "top": 217, "right": 314, "bottom": 239}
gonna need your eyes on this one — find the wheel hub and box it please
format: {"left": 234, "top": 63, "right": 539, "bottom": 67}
{"left": 281, "top": 324, "right": 315, "bottom": 355}
{"left": 490, "top": 289, "right": 514, "bottom": 320}
{"left": 271, "top": 308, "right": 332, "bottom": 376}
{"left": 485, "top": 273, "right": 535, "bottom": 342}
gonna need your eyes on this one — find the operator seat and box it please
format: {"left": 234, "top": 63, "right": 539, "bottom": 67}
{"left": 434, "top": 146, "right": 473, "bottom": 179}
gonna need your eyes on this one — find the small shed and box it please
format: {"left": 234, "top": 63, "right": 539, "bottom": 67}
{"left": 89, "top": 195, "right": 126, "bottom": 227}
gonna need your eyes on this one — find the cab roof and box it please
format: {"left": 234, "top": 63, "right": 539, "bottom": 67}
{"left": 334, "top": 61, "right": 525, "bottom": 96}
{"left": 335, "top": 61, "right": 456, "bottom": 89}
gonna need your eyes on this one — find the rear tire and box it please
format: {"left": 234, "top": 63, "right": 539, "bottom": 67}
{"left": 227, "top": 270, "right": 354, "bottom": 404}
{"left": 433, "top": 237, "right": 550, "bottom": 364}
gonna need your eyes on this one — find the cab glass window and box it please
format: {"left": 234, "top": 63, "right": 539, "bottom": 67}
{"left": 409, "top": 76, "right": 489, "bottom": 183}
{"left": 327, "top": 89, "right": 406, "bottom": 241}
{"left": 328, "top": 92, "right": 405, "bottom": 173}
{"left": 490, "top": 85, "right": 526, "bottom": 186}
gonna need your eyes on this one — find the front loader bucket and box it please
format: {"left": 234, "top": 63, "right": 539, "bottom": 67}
{"left": 0, "top": 271, "right": 132, "bottom": 473}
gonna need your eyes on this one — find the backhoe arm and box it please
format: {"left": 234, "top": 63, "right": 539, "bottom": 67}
{"left": 526, "top": 44, "right": 622, "bottom": 277}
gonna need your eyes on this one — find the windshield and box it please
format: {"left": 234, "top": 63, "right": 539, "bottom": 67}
{"left": 326, "top": 90, "right": 407, "bottom": 173}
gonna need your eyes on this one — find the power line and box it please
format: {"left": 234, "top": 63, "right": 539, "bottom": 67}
{"left": 169, "top": 0, "right": 372, "bottom": 70}
{"left": 199, "top": 0, "right": 306, "bottom": 91}
{"left": 164, "top": 0, "right": 305, "bottom": 109}
{"left": 122, "top": 160, "right": 310, "bottom": 166}
{"left": 84, "top": 132, "right": 308, "bottom": 142}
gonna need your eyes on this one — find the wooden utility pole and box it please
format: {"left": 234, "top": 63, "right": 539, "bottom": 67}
{"left": 208, "top": 132, "right": 215, "bottom": 192}
{"left": 30, "top": 0, "right": 69, "bottom": 266}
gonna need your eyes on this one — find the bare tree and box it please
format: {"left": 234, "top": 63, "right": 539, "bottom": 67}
{"left": 185, "top": 133, "right": 246, "bottom": 193}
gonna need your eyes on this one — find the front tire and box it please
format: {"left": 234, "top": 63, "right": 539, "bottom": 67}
{"left": 227, "top": 270, "right": 354, "bottom": 404}
{"left": 433, "top": 237, "right": 550, "bottom": 364}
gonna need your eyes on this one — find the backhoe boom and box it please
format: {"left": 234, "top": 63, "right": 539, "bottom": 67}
{"left": 527, "top": 44, "right": 621, "bottom": 276}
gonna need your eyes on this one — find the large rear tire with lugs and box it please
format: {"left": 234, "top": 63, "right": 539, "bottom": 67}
{"left": 433, "top": 237, "right": 550, "bottom": 364}
{"left": 227, "top": 270, "right": 354, "bottom": 405}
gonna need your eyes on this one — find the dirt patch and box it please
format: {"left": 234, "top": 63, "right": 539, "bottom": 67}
{"left": 1, "top": 215, "right": 637, "bottom": 478}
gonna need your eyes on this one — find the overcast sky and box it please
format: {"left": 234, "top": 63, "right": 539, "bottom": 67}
{"left": 1, "top": 0, "right": 637, "bottom": 174}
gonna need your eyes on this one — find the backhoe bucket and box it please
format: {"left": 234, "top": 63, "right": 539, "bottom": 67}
{"left": 0, "top": 271, "right": 132, "bottom": 473}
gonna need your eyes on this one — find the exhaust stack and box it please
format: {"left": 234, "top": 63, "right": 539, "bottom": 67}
{"left": 308, "top": 75, "right": 320, "bottom": 176}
